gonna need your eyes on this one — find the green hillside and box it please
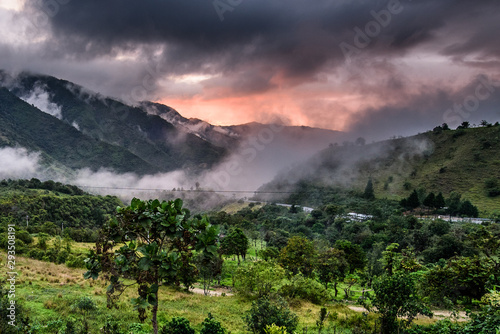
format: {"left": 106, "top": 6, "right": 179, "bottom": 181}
{"left": 262, "top": 125, "right": 500, "bottom": 215}
{"left": 0, "top": 88, "right": 157, "bottom": 174}
{"left": 0, "top": 179, "right": 122, "bottom": 232}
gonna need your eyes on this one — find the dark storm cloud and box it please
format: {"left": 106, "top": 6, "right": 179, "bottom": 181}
{"left": 24, "top": 0, "right": 500, "bottom": 90}
{"left": 346, "top": 75, "right": 500, "bottom": 141}
{"left": 0, "top": 0, "right": 495, "bottom": 139}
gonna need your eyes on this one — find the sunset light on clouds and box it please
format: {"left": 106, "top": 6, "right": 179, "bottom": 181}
{"left": 1, "top": 0, "right": 499, "bottom": 140}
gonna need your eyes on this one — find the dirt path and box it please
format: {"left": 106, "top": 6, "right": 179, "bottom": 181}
{"left": 347, "top": 306, "right": 469, "bottom": 322}
{"left": 189, "top": 287, "right": 233, "bottom": 296}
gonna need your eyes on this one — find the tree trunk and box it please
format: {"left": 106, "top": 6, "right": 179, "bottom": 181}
{"left": 152, "top": 301, "right": 159, "bottom": 334}
{"left": 334, "top": 281, "right": 338, "bottom": 297}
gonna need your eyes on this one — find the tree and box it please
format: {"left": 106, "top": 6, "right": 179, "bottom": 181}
{"left": 234, "top": 260, "right": 285, "bottom": 297}
{"left": 458, "top": 200, "right": 479, "bottom": 217}
{"left": 484, "top": 177, "right": 500, "bottom": 197}
{"left": 84, "top": 198, "right": 219, "bottom": 334}
{"left": 37, "top": 232, "right": 49, "bottom": 250}
{"left": 367, "top": 273, "right": 432, "bottom": 334}
{"left": 244, "top": 296, "right": 299, "bottom": 334}
{"left": 480, "top": 120, "right": 491, "bottom": 127}
{"left": 334, "top": 240, "right": 366, "bottom": 274}
{"left": 316, "top": 248, "right": 349, "bottom": 297}
{"left": 363, "top": 178, "right": 375, "bottom": 200}
{"left": 278, "top": 236, "right": 317, "bottom": 277}
{"left": 407, "top": 190, "right": 420, "bottom": 210}
{"left": 421, "top": 256, "right": 495, "bottom": 306}
{"left": 423, "top": 192, "right": 435, "bottom": 209}
{"left": 220, "top": 227, "right": 248, "bottom": 264}
{"left": 442, "top": 123, "right": 450, "bottom": 130}
{"left": 355, "top": 137, "right": 366, "bottom": 146}
{"left": 434, "top": 192, "right": 446, "bottom": 209}
{"left": 194, "top": 252, "right": 223, "bottom": 295}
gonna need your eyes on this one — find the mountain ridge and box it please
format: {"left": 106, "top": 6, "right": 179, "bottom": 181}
{"left": 259, "top": 125, "right": 500, "bottom": 214}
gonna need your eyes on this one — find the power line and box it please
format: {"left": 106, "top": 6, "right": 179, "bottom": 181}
{"left": 78, "top": 185, "right": 297, "bottom": 194}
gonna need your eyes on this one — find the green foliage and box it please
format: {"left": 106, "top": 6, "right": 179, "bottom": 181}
{"left": 84, "top": 198, "right": 218, "bottom": 334}
{"left": 257, "top": 246, "right": 280, "bottom": 261}
{"left": 316, "top": 248, "right": 348, "bottom": 297}
{"left": 363, "top": 178, "right": 375, "bottom": 200}
{"left": 421, "top": 256, "right": 496, "bottom": 306}
{"left": 279, "top": 274, "right": 331, "bottom": 304}
{"left": 423, "top": 192, "right": 436, "bottom": 208}
{"left": 37, "top": 232, "right": 49, "bottom": 250}
{"left": 406, "top": 190, "right": 421, "bottom": 210}
{"left": 220, "top": 227, "right": 249, "bottom": 263}
{"left": 485, "top": 177, "right": 500, "bottom": 197}
{"left": 316, "top": 307, "right": 328, "bottom": 334}
{"left": 334, "top": 240, "right": 366, "bottom": 274}
{"left": 72, "top": 296, "right": 98, "bottom": 334}
{"left": 0, "top": 179, "right": 122, "bottom": 233}
{"left": 435, "top": 192, "right": 446, "bottom": 209}
{"left": 278, "top": 236, "right": 317, "bottom": 277}
{"left": 243, "top": 296, "right": 299, "bottom": 334}
{"left": 458, "top": 200, "right": 479, "bottom": 218}
{"left": 63, "top": 318, "right": 78, "bottom": 334}
{"left": 0, "top": 284, "right": 31, "bottom": 333}
{"left": 264, "top": 324, "right": 289, "bottom": 334}
{"left": 160, "top": 317, "right": 195, "bottom": 334}
{"left": 100, "top": 316, "right": 123, "bottom": 334}
{"left": 200, "top": 313, "right": 227, "bottom": 334}
{"left": 194, "top": 251, "right": 223, "bottom": 295}
{"left": 463, "top": 289, "right": 500, "bottom": 333}
{"left": 73, "top": 296, "right": 97, "bottom": 315}
{"left": 234, "top": 260, "right": 286, "bottom": 297}
{"left": 368, "top": 273, "right": 432, "bottom": 334}
{"left": 406, "top": 319, "right": 463, "bottom": 334}
{"left": 66, "top": 254, "right": 87, "bottom": 268}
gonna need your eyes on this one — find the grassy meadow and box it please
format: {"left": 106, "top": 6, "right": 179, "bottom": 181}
{"left": 1, "top": 239, "right": 455, "bottom": 333}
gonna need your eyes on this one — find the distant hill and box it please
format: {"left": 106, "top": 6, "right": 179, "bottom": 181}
{"left": 0, "top": 87, "right": 157, "bottom": 175}
{"left": 7, "top": 72, "right": 227, "bottom": 173}
{"left": 260, "top": 125, "right": 500, "bottom": 214}
{"left": 0, "top": 71, "right": 344, "bottom": 181}
{"left": 0, "top": 70, "right": 344, "bottom": 192}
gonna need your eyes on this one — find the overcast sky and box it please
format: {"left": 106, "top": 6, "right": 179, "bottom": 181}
{"left": 1, "top": 0, "right": 500, "bottom": 140}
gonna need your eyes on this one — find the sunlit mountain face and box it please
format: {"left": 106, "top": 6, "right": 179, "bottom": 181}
{"left": 1, "top": 0, "right": 499, "bottom": 142}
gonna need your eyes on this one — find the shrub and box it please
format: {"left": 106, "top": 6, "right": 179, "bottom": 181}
{"left": 200, "top": 313, "right": 227, "bottom": 334}
{"left": 234, "top": 260, "right": 285, "bottom": 297}
{"left": 66, "top": 254, "right": 86, "bottom": 268}
{"left": 160, "top": 317, "right": 195, "bottom": 334}
{"left": 243, "top": 296, "right": 299, "bottom": 334}
{"left": 462, "top": 290, "right": 500, "bottom": 333}
{"left": 257, "top": 247, "right": 280, "bottom": 261}
{"left": 264, "top": 324, "right": 288, "bottom": 334}
{"left": 63, "top": 318, "right": 77, "bottom": 334}
{"left": 279, "top": 274, "right": 330, "bottom": 304}
{"left": 101, "top": 316, "right": 123, "bottom": 334}
{"left": 57, "top": 250, "right": 69, "bottom": 264}
{"left": 485, "top": 177, "right": 500, "bottom": 197}
{"left": 406, "top": 319, "right": 463, "bottom": 334}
